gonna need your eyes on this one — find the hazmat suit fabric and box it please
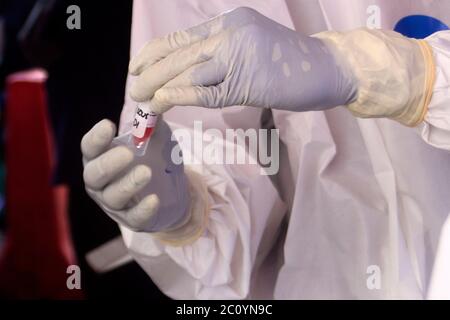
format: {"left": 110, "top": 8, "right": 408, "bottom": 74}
{"left": 119, "top": 0, "right": 450, "bottom": 299}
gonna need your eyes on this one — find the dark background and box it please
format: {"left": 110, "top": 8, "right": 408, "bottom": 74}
{"left": 0, "top": 0, "right": 167, "bottom": 299}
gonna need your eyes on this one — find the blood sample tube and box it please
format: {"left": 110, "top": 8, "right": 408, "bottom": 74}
{"left": 131, "top": 101, "right": 157, "bottom": 156}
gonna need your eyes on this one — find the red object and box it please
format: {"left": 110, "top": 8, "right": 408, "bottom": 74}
{"left": 133, "top": 126, "right": 155, "bottom": 148}
{"left": 0, "top": 69, "right": 82, "bottom": 299}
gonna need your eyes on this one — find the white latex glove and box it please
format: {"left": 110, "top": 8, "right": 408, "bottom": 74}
{"left": 81, "top": 119, "right": 191, "bottom": 233}
{"left": 128, "top": 7, "right": 357, "bottom": 114}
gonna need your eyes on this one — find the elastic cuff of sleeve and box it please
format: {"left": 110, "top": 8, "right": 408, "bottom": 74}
{"left": 318, "top": 28, "right": 436, "bottom": 127}
{"left": 412, "top": 40, "right": 436, "bottom": 127}
{"left": 151, "top": 168, "right": 210, "bottom": 247}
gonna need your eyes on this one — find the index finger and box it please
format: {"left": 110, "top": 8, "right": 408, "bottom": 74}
{"left": 129, "top": 32, "right": 224, "bottom": 102}
{"left": 128, "top": 9, "right": 234, "bottom": 76}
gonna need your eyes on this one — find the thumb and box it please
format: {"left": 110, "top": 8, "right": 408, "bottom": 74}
{"left": 151, "top": 85, "right": 227, "bottom": 114}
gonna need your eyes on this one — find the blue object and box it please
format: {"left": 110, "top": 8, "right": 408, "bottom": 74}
{"left": 394, "top": 15, "right": 449, "bottom": 39}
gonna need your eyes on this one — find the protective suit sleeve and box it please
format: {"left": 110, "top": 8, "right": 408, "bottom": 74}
{"left": 315, "top": 28, "right": 435, "bottom": 127}
{"left": 418, "top": 31, "right": 450, "bottom": 151}
{"left": 119, "top": 134, "right": 285, "bottom": 299}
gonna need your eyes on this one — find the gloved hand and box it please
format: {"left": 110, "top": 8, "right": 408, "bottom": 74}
{"left": 129, "top": 7, "right": 435, "bottom": 127}
{"left": 81, "top": 118, "right": 195, "bottom": 237}
{"left": 128, "top": 6, "right": 357, "bottom": 114}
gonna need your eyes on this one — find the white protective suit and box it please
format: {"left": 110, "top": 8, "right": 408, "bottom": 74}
{"left": 118, "top": 0, "right": 450, "bottom": 299}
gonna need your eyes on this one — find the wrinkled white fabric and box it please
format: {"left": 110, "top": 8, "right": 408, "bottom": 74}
{"left": 121, "top": 123, "right": 286, "bottom": 299}
{"left": 427, "top": 214, "right": 450, "bottom": 299}
{"left": 118, "top": 0, "right": 450, "bottom": 300}
{"left": 316, "top": 29, "right": 433, "bottom": 126}
{"left": 420, "top": 31, "right": 450, "bottom": 149}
